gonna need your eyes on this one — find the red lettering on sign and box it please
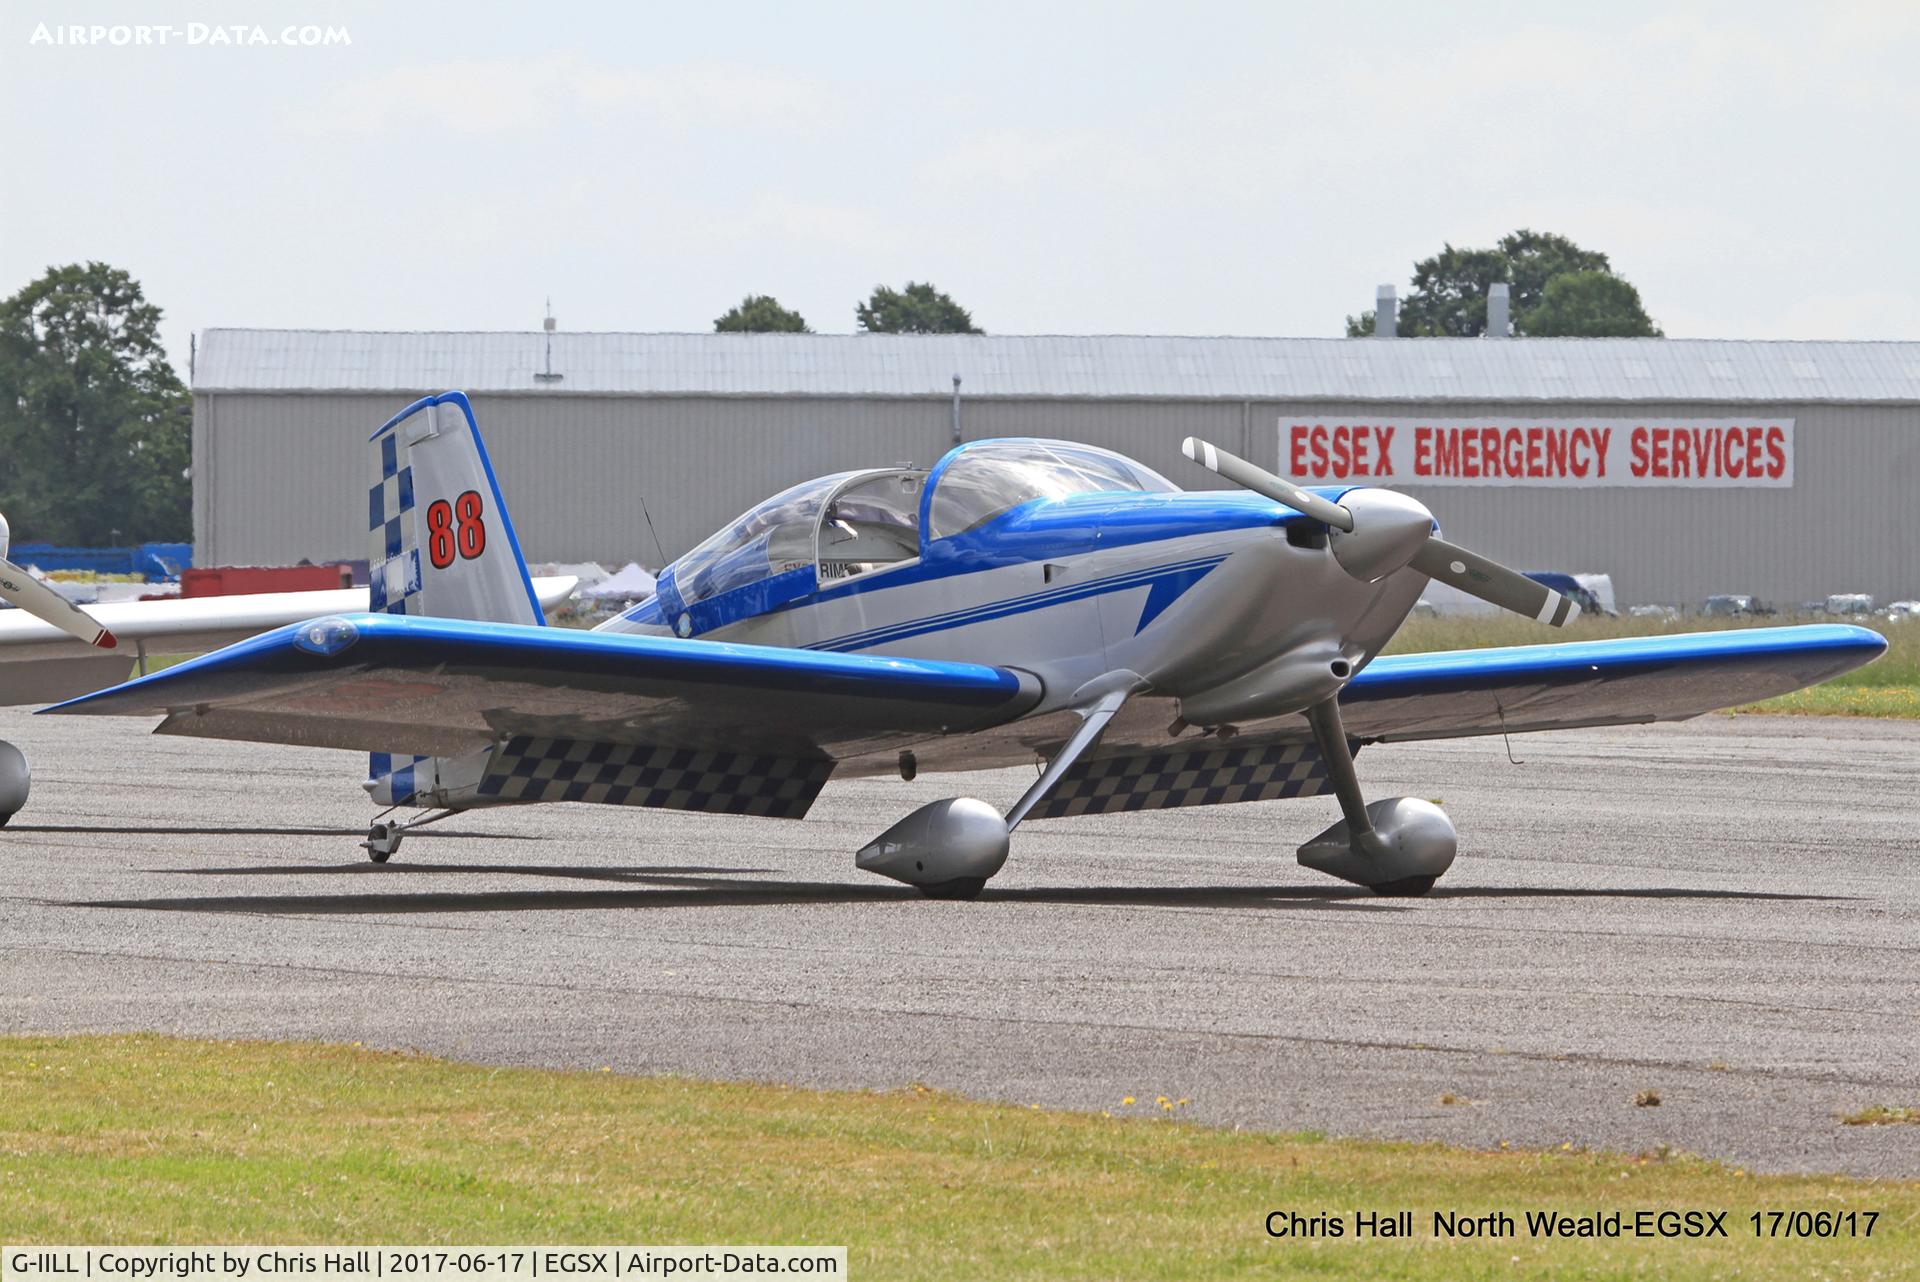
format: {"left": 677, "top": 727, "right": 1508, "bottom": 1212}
{"left": 1291, "top": 418, "right": 1784, "bottom": 487}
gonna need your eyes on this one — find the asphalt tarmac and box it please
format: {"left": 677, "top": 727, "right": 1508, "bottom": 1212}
{"left": 1, "top": 707, "right": 1914, "bottom": 1177}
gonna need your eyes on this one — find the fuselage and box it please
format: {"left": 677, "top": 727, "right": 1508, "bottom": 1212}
{"left": 598, "top": 439, "right": 1427, "bottom": 728}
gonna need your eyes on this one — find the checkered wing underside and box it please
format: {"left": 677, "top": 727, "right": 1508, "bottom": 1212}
{"left": 1030, "top": 739, "right": 1337, "bottom": 819}
{"left": 476, "top": 736, "right": 834, "bottom": 819}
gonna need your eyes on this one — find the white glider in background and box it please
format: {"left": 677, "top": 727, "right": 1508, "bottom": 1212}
{"left": 0, "top": 536, "right": 576, "bottom": 821}
{"left": 0, "top": 512, "right": 116, "bottom": 650}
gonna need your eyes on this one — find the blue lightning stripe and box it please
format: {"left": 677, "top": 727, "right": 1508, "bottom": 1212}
{"left": 807, "top": 554, "right": 1227, "bottom": 653}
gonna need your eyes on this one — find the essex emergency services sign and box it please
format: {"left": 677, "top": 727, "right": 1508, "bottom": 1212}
{"left": 1279, "top": 418, "right": 1794, "bottom": 488}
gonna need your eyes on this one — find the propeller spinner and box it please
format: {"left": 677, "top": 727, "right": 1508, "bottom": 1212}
{"left": 1181, "top": 437, "right": 1579, "bottom": 627}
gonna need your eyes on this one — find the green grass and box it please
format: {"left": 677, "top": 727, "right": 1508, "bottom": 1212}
{"left": 1842, "top": 1106, "right": 1920, "bottom": 1127}
{"left": 1385, "top": 612, "right": 1918, "bottom": 717}
{"left": 1, "top": 1037, "right": 1916, "bottom": 1279}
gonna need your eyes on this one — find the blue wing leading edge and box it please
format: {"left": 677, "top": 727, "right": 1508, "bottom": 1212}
{"left": 46, "top": 612, "right": 1044, "bottom": 764}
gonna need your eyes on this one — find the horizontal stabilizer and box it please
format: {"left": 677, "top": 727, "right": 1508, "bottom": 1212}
{"left": 478, "top": 736, "right": 833, "bottom": 819}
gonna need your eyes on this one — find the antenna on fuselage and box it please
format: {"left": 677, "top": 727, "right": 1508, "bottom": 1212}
{"left": 950, "top": 374, "right": 962, "bottom": 446}
{"left": 638, "top": 495, "right": 668, "bottom": 572}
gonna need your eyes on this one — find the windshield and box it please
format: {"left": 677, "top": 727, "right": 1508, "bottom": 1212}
{"left": 925, "top": 440, "right": 1178, "bottom": 540}
{"left": 672, "top": 472, "right": 857, "bottom": 605}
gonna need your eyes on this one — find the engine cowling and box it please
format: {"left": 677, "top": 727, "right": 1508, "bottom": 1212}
{"left": 1176, "top": 635, "right": 1358, "bottom": 726}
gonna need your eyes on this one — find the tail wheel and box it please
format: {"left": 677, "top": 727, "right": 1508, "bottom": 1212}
{"left": 362, "top": 821, "right": 402, "bottom": 863}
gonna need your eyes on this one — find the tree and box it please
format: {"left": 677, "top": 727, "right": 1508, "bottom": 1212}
{"left": 1523, "top": 270, "right": 1662, "bottom": 337}
{"left": 1399, "top": 244, "right": 1511, "bottom": 337}
{"left": 713, "top": 294, "right": 809, "bottom": 333}
{"left": 1497, "top": 229, "right": 1612, "bottom": 320}
{"left": 1345, "top": 229, "right": 1658, "bottom": 338}
{"left": 855, "top": 282, "right": 981, "bottom": 334}
{"left": 0, "top": 263, "right": 191, "bottom": 544}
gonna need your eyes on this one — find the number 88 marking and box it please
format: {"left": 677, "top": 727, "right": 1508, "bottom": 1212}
{"left": 425, "top": 490, "right": 487, "bottom": 568}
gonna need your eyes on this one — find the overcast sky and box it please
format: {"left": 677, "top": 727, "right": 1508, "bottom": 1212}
{"left": 5, "top": 1, "right": 1918, "bottom": 368}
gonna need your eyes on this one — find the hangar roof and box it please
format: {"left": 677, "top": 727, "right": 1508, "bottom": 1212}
{"left": 193, "top": 329, "right": 1920, "bottom": 404}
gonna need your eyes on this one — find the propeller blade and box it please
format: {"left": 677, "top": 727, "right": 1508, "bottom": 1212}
{"left": 0, "top": 558, "right": 116, "bottom": 647}
{"left": 1409, "top": 538, "right": 1580, "bottom": 627}
{"left": 1181, "top": 438, "right": 1354, "bottom": 532}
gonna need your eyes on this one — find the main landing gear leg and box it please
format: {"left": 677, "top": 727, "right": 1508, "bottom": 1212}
{"left": 857, "top": 680, "right": 1137, "bottom": 899}
{"left": 1297, "top": 696, "right": 1456, "bottom": 896}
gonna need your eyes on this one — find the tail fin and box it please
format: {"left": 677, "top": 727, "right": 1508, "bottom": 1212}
{"left": 368, "top": 391, "right": 540, "bottom": 625}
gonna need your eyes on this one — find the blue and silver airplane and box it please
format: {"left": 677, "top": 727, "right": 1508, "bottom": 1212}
{"left": 54, "top": 391, "right": 1885, "bottom": 897}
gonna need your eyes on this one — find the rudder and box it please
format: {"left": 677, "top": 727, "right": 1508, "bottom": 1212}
{"left": 368, "top": 390, "right": 540, "bottom": 625}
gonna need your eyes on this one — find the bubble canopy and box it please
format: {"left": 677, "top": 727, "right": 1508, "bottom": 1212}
{"left": 920, "top": 438, "right": 1179, "bottom": 541}
{"left": 671, "top": 471, "right": 863, "bottom": 607}
{"left": 656, "top": 440, "right": 1180, "bottom": 618}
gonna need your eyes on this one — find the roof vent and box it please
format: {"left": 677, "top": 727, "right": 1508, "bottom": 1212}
{"left": 1486, "top": 282, "right": 1511, "bottom": 339}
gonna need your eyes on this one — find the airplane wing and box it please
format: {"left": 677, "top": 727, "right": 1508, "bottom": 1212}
{"left": 996, "top": 625, "right": 1887, "bottom": 818}
{"left": 1335, "top": 624, "right": 1885, "bottom": 742}
{"left": 44, "top": 612, "right": 1044, "bottom": 764}
{"left": 0, "top": 577, "right": 576, "bottom": 706}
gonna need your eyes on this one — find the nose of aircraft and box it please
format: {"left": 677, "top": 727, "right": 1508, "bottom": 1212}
{"left": 1327, "top": 488, "right": 1435, "bottom": 582}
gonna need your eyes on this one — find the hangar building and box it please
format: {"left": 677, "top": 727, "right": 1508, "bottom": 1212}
{"left": 190, "top": 329, "right": 1920, "bottom": 607}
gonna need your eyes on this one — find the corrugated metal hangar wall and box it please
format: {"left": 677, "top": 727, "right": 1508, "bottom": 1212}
{"left": 191, "top": 331, "right": 1920, "bottom": 606}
